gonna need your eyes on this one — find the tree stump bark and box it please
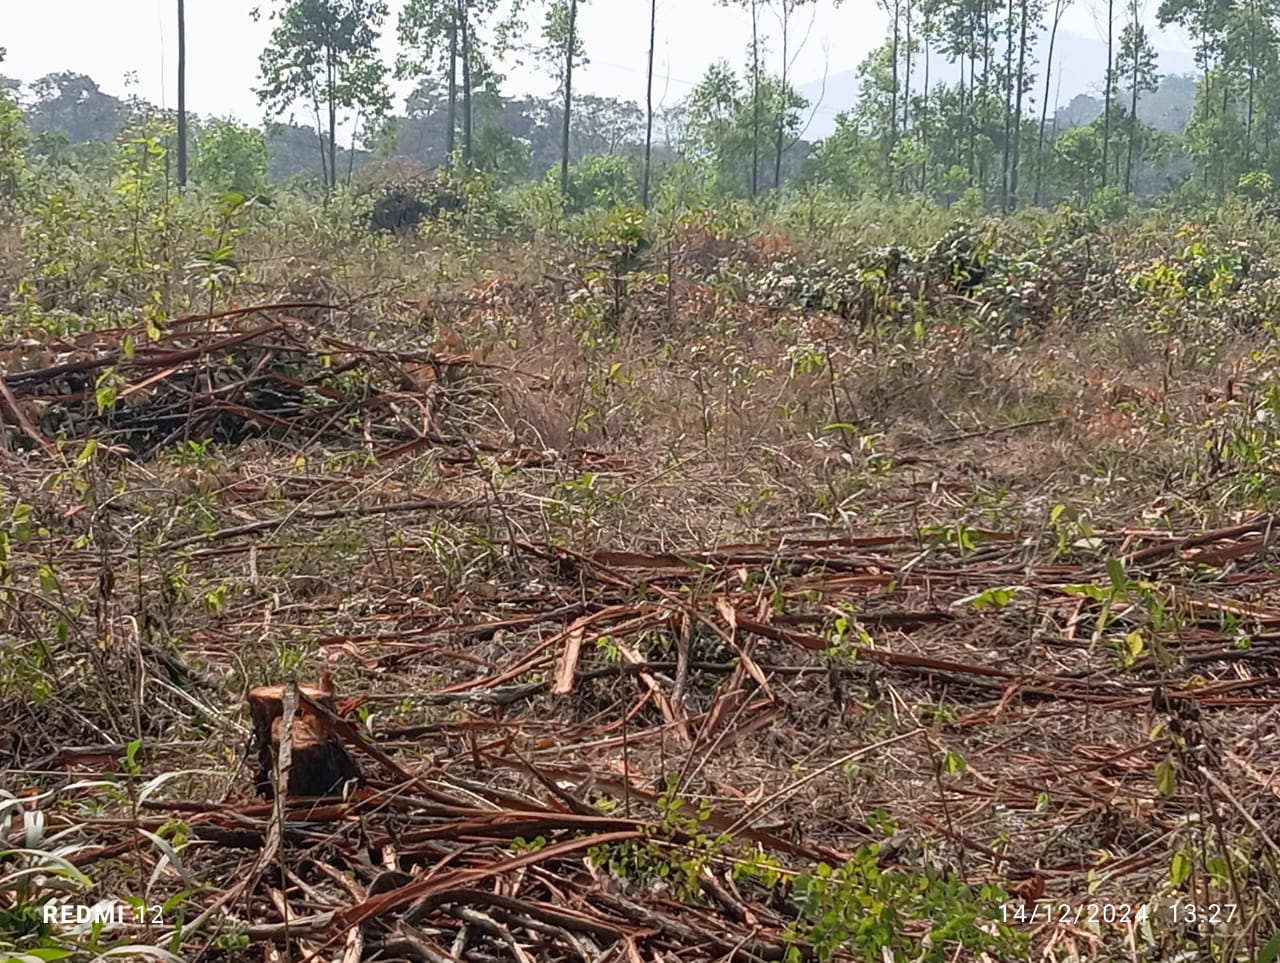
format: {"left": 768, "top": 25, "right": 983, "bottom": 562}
{"left": 248, "top": 677, "right": 361, "bottom": 799}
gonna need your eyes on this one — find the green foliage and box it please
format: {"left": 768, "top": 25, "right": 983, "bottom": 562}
{"left": 472, "top": 120, "right": 533, "bottom": 182}
{"left": 255, "top": 0, "right": 392, "bottom": 190}
{"left": 539, "top": 0, "right": 588, "bottom": 90}
{"left": 789, "top": 839, "right": 1025, "bottom": 962}
{"left": 589, "top": 775, "right": 732, "bottom": 901}
{"left": 0, "top": 86, "right": 28, "bottom": 211}
{"left": 192, "top": 118, "right": 270, "bottom": 196}
{"left": 684, "top": 60, "right": 807, "bottom": 197}
{"left": 550, "top": 154, "right": 637, "bottom": 213}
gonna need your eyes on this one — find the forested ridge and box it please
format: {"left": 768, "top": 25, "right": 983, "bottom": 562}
{"left": 0, "top": 0, "right": 1263, "bottom": 209}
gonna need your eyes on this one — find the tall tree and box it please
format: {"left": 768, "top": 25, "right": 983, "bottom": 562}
{"left": 1157, "top": 0, "right": 1232, "bottom": 187}
{"left": 397, "top": 0, "right": 458, "bottom": 160}
{"left": 719, "top": 0, "right": 766, "bottom": 197}
{"left": 1115, "top": 11, "right": 1158, "bottom": 191}
{"left": 177, "top": 0, "right": 188, "bottom": 189}
{"left": 686, "top": 59, "right": 806, "bottom": 195}
{"left": 1001, "top": 0, "right": 1015, "bottom": 205}
{"left": 560, "top": 0, "right": 575, "bottom": 196}
{"left": 28, "top": 73, "right": 129, "bottom": 144}
{"left": 881, "top": 0, "right": 903, "bottom": 167}
{"left": 1006, "top": 0, "right": 1041, "bottom": 208}
{"left": 1034, "top": 0, "right": 1071, "bottom": 203}
{"left": 769, "top": 0, "right": 836, "bottom": 188}
{"left": 1100, "top": 0, "right": 1115, "bottom": 188}
{"left": 540, "top": 0, "right": 586, "bottom": 199}
{"left": 398, "top": 0, "right": 521, "bottom": 166}
{"left": 642, "top": 0, "right": 657, "bottom": 206}
{"left": 255, "top": 0, "right": 391, "bottom": 191}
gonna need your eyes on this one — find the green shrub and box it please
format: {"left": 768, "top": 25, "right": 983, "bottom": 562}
{"left": 193, "top": 117, "right": 270, "bottom": 197}
{"left": 549, "top": 153, "right": 638, "bottom": 213}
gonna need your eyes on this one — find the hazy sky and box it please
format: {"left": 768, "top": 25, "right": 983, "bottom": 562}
{"left": 2, "top": 0, "right": 1193, "bottom": 127}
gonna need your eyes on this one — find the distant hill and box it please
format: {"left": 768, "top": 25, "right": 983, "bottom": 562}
{"left": 1055, "top": 73, "right": 1196, "bottom": 132}
{"left": 797, "top": 28, "right": 1198, "bottom": 138}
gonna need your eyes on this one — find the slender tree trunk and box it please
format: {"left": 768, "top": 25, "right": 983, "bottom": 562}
{"left": 1002, "top": 0, "right": 1014, "bottom": 208}
{"left": 1199, "top": 34, "right": 1209, "bottom": 130}
{"left": 980, "top": 0, "right": 992, "bottom": 191}
{"left": 177, "top": 0, "right": 187, "bottom": 189}
{"left": 1101, "top": 0, "right": 1113, "bottom": 190}
{"left": 1125, "top": 74, "right": 1138, "bottom": 192}
{"left": 967, "top": 15, "right": 977, "bottom": 180}
{"left": 559, "top": 0, "right": 577, "bottom": 198}
{"left": 446, "top": 14, "right": 457, "bottom": 161}
{"left": 642, "top": 0, "right": 657, "bottom": 207}
{"left": 920, "top": 33, "right": 930, "bottom": 191}
{"left": 1035, "top": 0, "right": 1064, "bottom": 205}
{"left": 773, "top": 0, "right": 790, "bottom": 188}
{"left": 1009, "top": 0, "right": 1028, "bottom": 208}
{"left": 460, "top": 0, "right": 473, "bottom": 163}
{"left": 1247, "top": 4, "right": 1256, "bottom": 159}
{"left": 1198, "top": 28, "right": 1210, "bottom": 191}
{"left": 347, "top": 110, "right": 360, "bottom": 181}
{"left": 956, "top": 33, "right": 967, "bottom": 182}
{"left": 1219, "top": 73, "right": 1229, "bottom": 194}
{"left": 311, "top": 98, "right": 328, "bottom": 187}
{"left": 327, "top": 48, "right": 337, "bottom": 190}
{"left": 1125, "top": 16, "right": 1139, "bottom": 192}
{"left": 902, "top": 0, "right": 913, "bottom": 139}
{"left": 889, "top": 0, "right": 900, "bottom": 153}
{"left": 750, "top": 0, "right": 760, "bottom": 198}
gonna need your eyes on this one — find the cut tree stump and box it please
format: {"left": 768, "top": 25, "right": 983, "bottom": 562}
{"left": 248, "top": 677, "right": 361, "bottom": 798}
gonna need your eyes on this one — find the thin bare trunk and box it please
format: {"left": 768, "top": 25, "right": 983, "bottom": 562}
{"left": 559, "top": 0, "right": 577, "bottom": 197}
{"left": 1101, "top": 0, "right": 1113, "bottom": 190}
{"left": 177, "top": 0, "right": 187, "bottom": 189}
{"left": 889, "top": 0, "right": 900, "bottom": 151}
{"left": 642, "top": 0, "right": 656, "bottom": 206}
{"left": 1035, "top": 0, "right": 1066, "bottom": 204}
{"left": 902, "top": 0, "right": 913, "bottom": 138}
{"left": 750, "top": 0, "right": 760, "bottom": 198}
{"left": 1002, "top": 0, "right": 1014, "bottom": 208}
{"left": 1125, "top": 13, "right": 1139, "bottom": 192}
{"left": 1009, "top": 0, "right": 1028, "bottom": 208}
{"left": 446, "top": 14, "right": 457, "bottom": 160}
{"left": 967, "top": 14, "right": 977, "bottom": 179}
{"left": 460, "top": 0, "right": 473, "bottom": 163}
{"left": 920, "top": 34, "right": 930, "bottom": 191}
{"left": 327, "top": 47, "right": 337, "bottom": 190}
{"left": 1246, "top": 0, "right": 1256, "bottom": 158}
{"left": 773, "top": 0, "right": 790, "bottom": 188}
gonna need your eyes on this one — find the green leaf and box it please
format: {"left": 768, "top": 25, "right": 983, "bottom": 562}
{"left": 1106, "top": 557, "right": 1127, "bottom": 593}
{"left": 1169, "top": 848, "right": 1193, "bottom": 887}
{"left": 1258, "top": 931, "right": 1280, "bottom": 963}
{"left": 1062, "top": 582, "right": 1108, "bottom": 601}
{"left": 1155, "top": 758, "right": 1177, "bottom": 795}
{"left": 94, "top": 384, "right": 116, "bottom": 414}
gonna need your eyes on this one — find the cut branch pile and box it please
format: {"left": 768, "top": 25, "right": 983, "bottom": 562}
{"left": 0, "top": 302, "right": 484, "bottom": 458}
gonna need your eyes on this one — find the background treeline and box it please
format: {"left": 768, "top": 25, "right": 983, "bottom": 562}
{"left": 0, "top": 0, "right": 1274, "bottom": 214}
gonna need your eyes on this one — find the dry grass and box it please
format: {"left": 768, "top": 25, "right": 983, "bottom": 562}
{"left": 3, "top": 213, "right": 1280, "bottom": 962}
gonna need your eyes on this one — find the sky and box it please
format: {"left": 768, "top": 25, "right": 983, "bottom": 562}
{"left": 1, "top": 0, "right": 1195, "bottom": 131}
